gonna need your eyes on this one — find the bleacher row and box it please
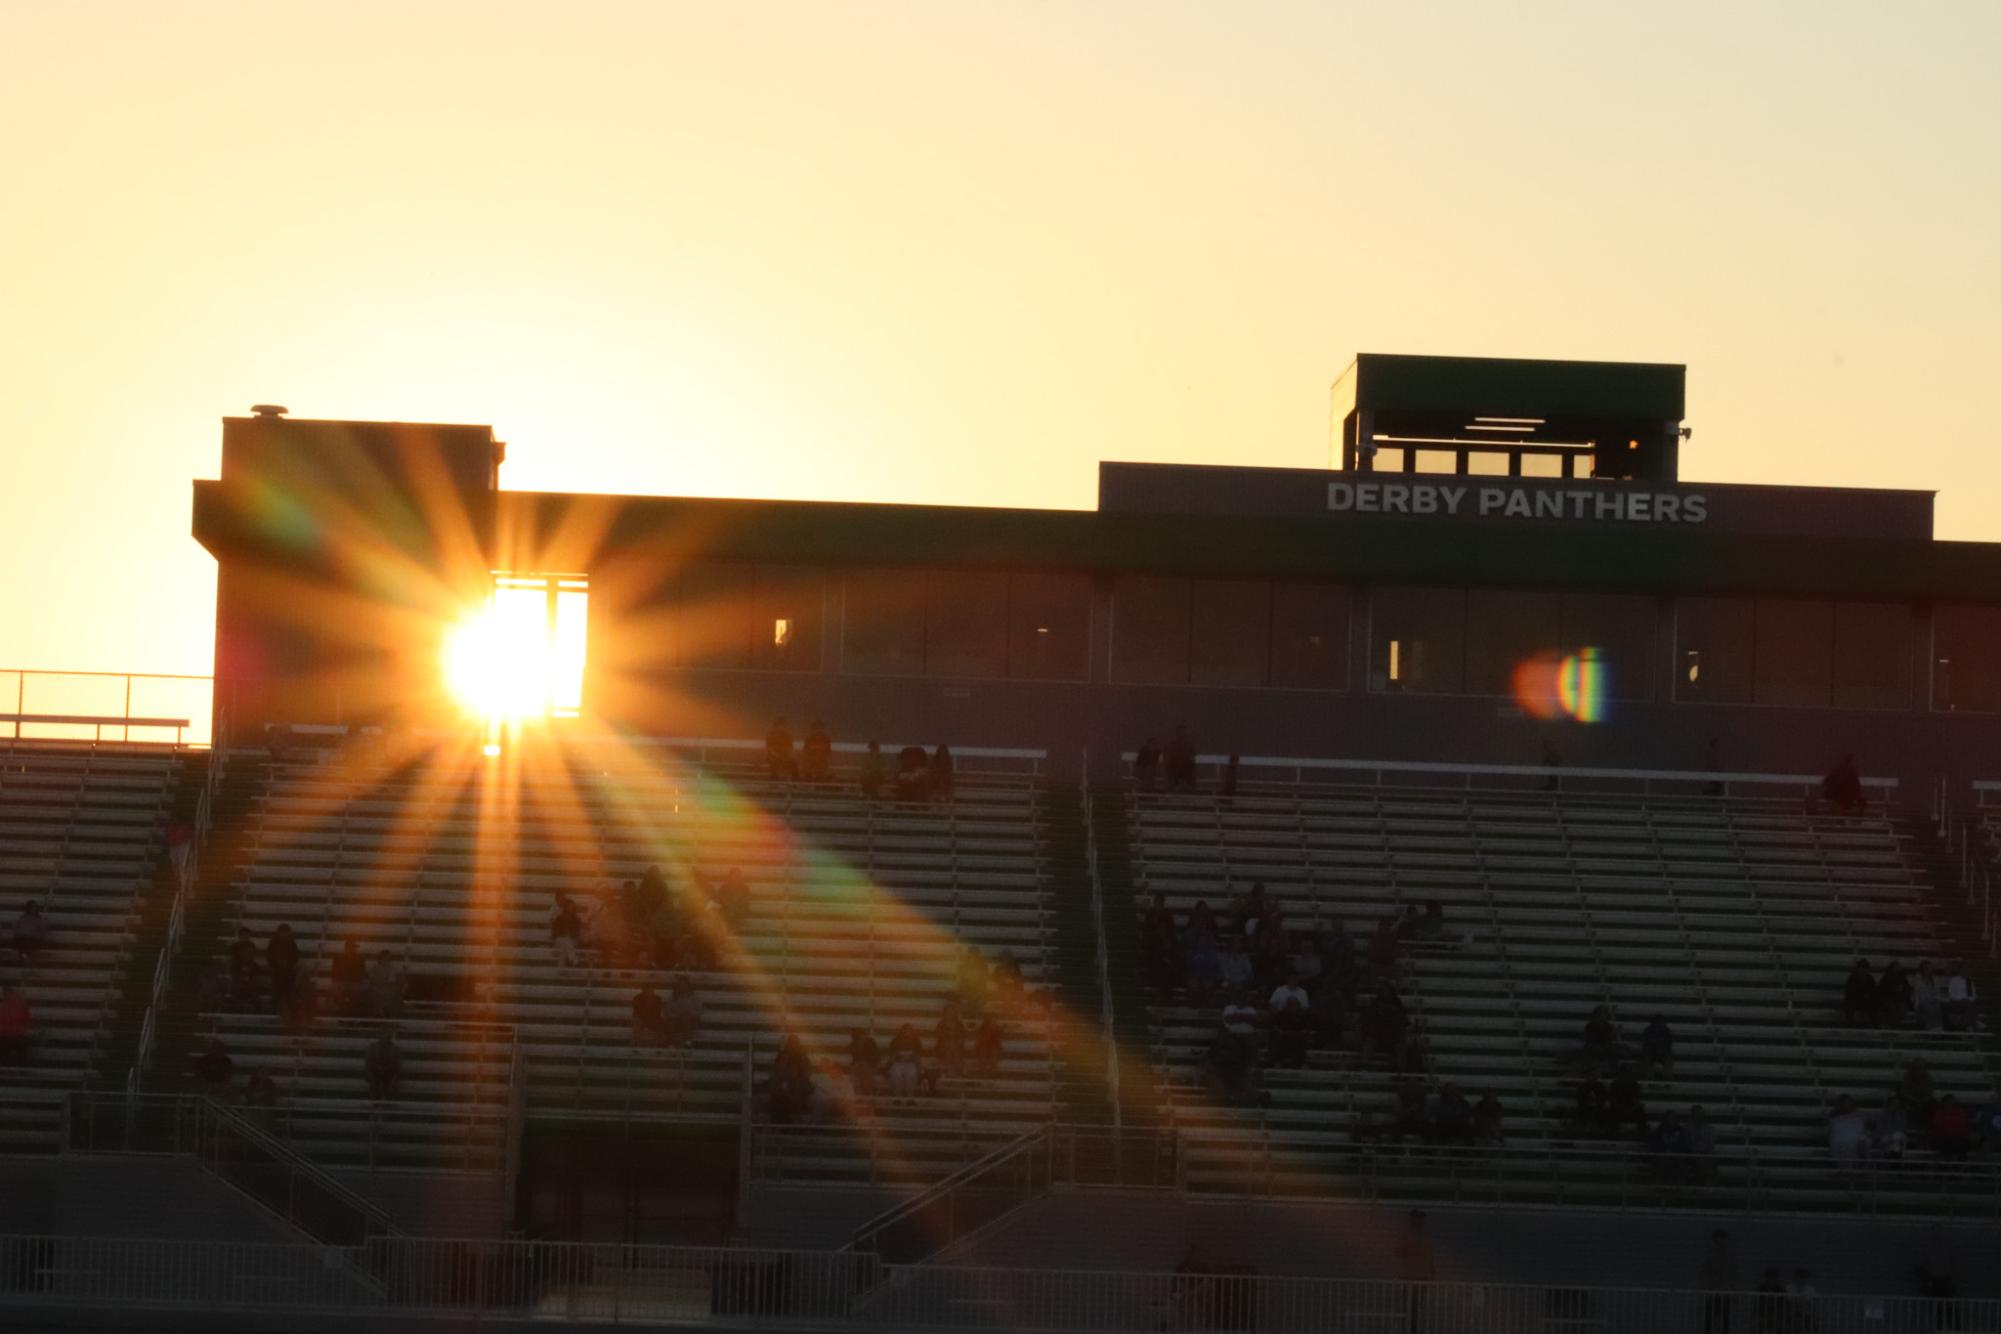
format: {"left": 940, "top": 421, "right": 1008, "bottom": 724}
{"left": 203, "top": 743, "right": 1060, "bottom": 1175}
{"left": 1129, "top": 781, "right": 2001, "bottom": 1209}
{"left": 0, "top": 743, "right": 177, "bottom": 1147}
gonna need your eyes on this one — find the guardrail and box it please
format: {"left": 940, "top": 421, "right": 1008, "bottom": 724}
{"left": 844, "top": 1126, "right": 1052, "bottom": 1264}
{"left": 0, "top": 1232, "right": 1993, "bottom": 1332}
{"left": 129, "top": 749, "right": 225, "bottom": 1094}
{"left": 1079, "top": 777, "right": 1120, "bottom": 1126}
{"left": 0, "top": 669, "right": 212, "bottom": 746}
{"left": 640, "top": 735, "right": 1050, "bottom": 778}
{"left": 1123, "top": 752, "right": 1899, "bottom": 803}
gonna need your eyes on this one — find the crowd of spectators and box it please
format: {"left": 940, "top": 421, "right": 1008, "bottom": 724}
{"left": 1841, "top": 957, "right": 1981, "bottom": 1033}
{"left": 1826, "top": 1057, "right": 2001, "bottom": 1168}
{"left": 766, "top": 719, "right": 958, "bottom": 804}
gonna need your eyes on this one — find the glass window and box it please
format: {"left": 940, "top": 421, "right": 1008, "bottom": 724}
{"left": 1270, "top": 583, "right": 1348, "bottom": 689}
{"left": 1754, "top": 599, "right": 1833, "bottom": 707}
{"left": 1935, "top": 606, "right": 2001, "bottom": 713}
{"left": 925, "top": 571, "right": 1010, "bottom": 678}
{"left": 1112, "top": 577, "right": 1191, "bottom": 684}
{"left": 748, "top": 565, "right": 822, "bottom": 672}
{"left": 1007, "top": 573, "right": 1091, "bottom": 681}
{"left": 1675, "top": 598, "right": 1754, "bottom": 704}
{"left": 1190, "top": 580, "right": 1270, "bottom": 686}
{"left": 675, "top": 563, "right": 756, "bottom": 669}
{"left": 1561, "top": 593, "right": 1655, "bottom": 701}
{"left": 1465, "top": 590, "right": 1561, "bottom": 696}
{"left": 1832, "top": 603, "right": 1911, "bottom": 710}
{"left": 843, "top": 569, "right": 926, "bottom": 676}
{"left": 1370, "top": 587, "right": 1465, "bottom": 693}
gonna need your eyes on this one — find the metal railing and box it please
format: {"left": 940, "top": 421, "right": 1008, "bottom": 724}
{"left": 129, "top": 749, "right": 227, "bottom": 1094}
{"left": 845, "top": 1126, "right": 1053, "bottom": 1263}
{"left": 0, "top": 669, "right": 212, "bottom": 746}
{"left": 1123, "top": 751, "right": 1900, "bottom": 804}
{"left": 0, "top": 1232, "right": 1994, "bottom": 1332}
{"left": 1079, "top": 776, "right": 1121, "bottom": 1125}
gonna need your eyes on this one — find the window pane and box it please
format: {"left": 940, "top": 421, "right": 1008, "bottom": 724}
{"left": 1008, "top": 573, "right": 1091, "bottom": 681}
{"left": 1754, "top": 599, "right": 1833, "bottom": 707}
{"left": 1832, "top": 603, "right": 1911, "bottom": 710}
{"left": 1561, "top": 593, "right": 1655, "bottom": 701}
{"left": 1370, "top": 587, "right": 1465, "bottom": 693}
{"left": 744, "top": 565, "right": 820, "bottom": 672}
{"left": 1270, "top": 583, "right": 1348, "bottom": 689}
{"left": 1935, "top": 606, "right": 2001, "bottom": 713}
{"left": 1675, "top": 597, "right": 1753, "bottom": 704}
{"left": 676, "top": 563, "right": 755, "bottom": 669}
{"left": 1190, "top": 580, "right": 1271, "bottom": 686}
{"left": 925, "top": 570, "right": 1010, "bottom": 678}
{"left": 1465, "top": 590, "right": 1561, "bottom": 696}
{"left": 1112, "top": 577, "right": 1191, "bottom": 684}
{"left": 843, "top": 569, "right": 926, "bottom": 676}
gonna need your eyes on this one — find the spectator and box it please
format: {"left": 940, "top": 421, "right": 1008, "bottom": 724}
{"left": 765, "top": 718, "right": 796, "bottom": 780}
{"left": 1842, "top": 959, "right": 1877, "bottom": 1027}
{"left": 1606, "top": 1070, "right": 1647, "bottom": 1136}
{"left": 1142, "top": 893, "right": 1181, "bottom": 992}
{"left": 631, "top": 981, "right": 666, "bottom": 1045}
{"left": 1974, "top": 1091, "right": 2001, "bottom": 1155}
{"left": 887, "top": 1024, "right": 924, "bottom": 1102}
{"left": 1702, "top": 1230, "right": 1740, "bottom": 1334}
{"left": 550, "top": 894, "right": 583, "bottom": 968}
{"left": 165, "top": 820, "right": 195, "bottom": 882}
{"left": 1574, "top": 1075, "right": 1608, "bottom": 1135}
{"left": 664, "top": 975, "right": 703, "bottom": 1046}
{"left": 1869, "top": 1091, "right": 1910, "bottom": 1160}
{"left": 266, "top": 924, "right": 301, "bottom": 1018}
{"left": 329, "top": 938, "right": 367, "bottom": 1016}
{"left": 858, "top": 740, "right": 886, "bottom": 801}
{"left": 1911, "top": 960, "right": 1943, "bottom": 1031}
{"left": 893, "top": 746, "right": 929, "bottom": 802}
{"left": 1473, "top": 1092, "right": 1504, "bottom": 1145}
{"left": 1754, "top": 1269, "right": 1786, "bottom": 1334}
{"left": 1876, "top": 962, "right": 1913, "bottom": 1028}
{"left": 1268, "top": 973, "right": 1312, "bottom": 1069}
{"left": 0, "top": 983, "right": 31, "bottom": 1066}
{"left": 1133, "top": 737, "right": 1160, "bottom": 792}
{"left": 800, "top": 721, "right": 833, "bottom": 782}
{"left": 1251, "top": 912, "right": 1291, "bottom": 990}
{"left": 1411, "top": 900, "right": 1457, "bottom": 948}
{"left": 1220, "top": 996, "right": 1261, "bottom": 1043}
{"left": 1784, "top": 1269, "right": 1818, "bottom": 1330}
{"left": 991, "top": 949, "right": 1027, "bottom": 1012}
{"left": 767, "top": 1034, "right": 814, "bottom": 1121}
{"left": 1649, "top": 1109, "right": 1690, "bottom": 1171}
{"left": 1581, "top": 1005, "right": 1621, "bottom": 1072}
{"left": 1828, "top": 1095, "right": 1868, "bottom": 1166}
{"left": 1432, "top": 1084, "right": 1474, "bottom": 1144}
{"left": 848, "top": 1028, "right": 881, "bottom": 1095}
{"left": 229, "top": 927, "right": 261, "bottom": 1004}
{"left": 1186, "top": 899, "right": 1220, "bottom": 943}
{"left": 8, "top": 900, "right": 50, "bottom": 960}
{"left": 1231, "top": 882, "right": 1271, "bottom": 937}
{"left": 956, "top": 948, "right": 992, "bottom": 1014}
{"left": 365, "top": 1026, "right": 402, "bottom": 1099}
{"left": 1203, "top": 1027, "right": 1262, "bottom": 1105}
{"left": 1184, "top": 931, "right": 1222, "bottom": 1001}
{"left": 243, "top": 1068, "right": 279, "bottom": 1109}
{"left": 1163, "top": 725, "right": 1197, "bottom": 793}
{"left": 366, "top": 952, "right": 406, "bottom": 1019}
{"left": 1218, "top": 935, "right": 1254, "bottom": 995}
{"left": 1822, "top": 752, "right": 1864, "bottom": 814}
{"left": 192, "top": 1036, "right": 233, "bottom": 1091}
{"left": 1930, "top": 1095, "right": 1972, "bottom": 1160}
{"left": 972, "top": 1014, "right": 1004, "bottom": 1077}
{"left": 1901, "top": 1059, "right": 1936, "bottom": 1122}
{"left": 1640, "top": 1014, "right": 1675, "bottom": 1078}
{"left": 1362, "top": 984, "right": 1409, "bottom": 1066}
{"left": 808, "top": 1059, "right": 853, "bottom": 1122}
{"left": 927, "top": 745, "right": 955, "bottom": 802}
{"left": 1942, "top": 963, "right": 1979, "bottom": 1032}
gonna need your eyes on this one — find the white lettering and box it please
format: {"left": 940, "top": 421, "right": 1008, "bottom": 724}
{"left": 1478, "top": 487, "right": 1506, "bottom": 515}
{"left": 1411, "top": 485, "right": 1438, "bottom": 515}
{"left": 1595, "top": 491, "right": 1622, "bottom": 520}
{"left": 1440, "top": 486, "right": 1466, "bottom": 514}
{"left": 1356, "top": 483, "right": 1380, "bottom": 513}
{"left": 1534, "top": 491, "right": 1564, "bottom": 519}
{"left": 1655, "top": 494, "right": 1681, "bottom": 523}
{"left": 1683, "top": 493, "right": 1708, "bottom": 523}
{"left": 1628, "top": 493, "right": 1651, "bottom": 522}
{"left": 1327, "top": 482, "right": 1354, "bottom": 512}
{"left": 1382, "top": 483, "right": 1409, "bottom": 514}
{"left": 1504, "top": 489, "right": 1533, "bottom": 518}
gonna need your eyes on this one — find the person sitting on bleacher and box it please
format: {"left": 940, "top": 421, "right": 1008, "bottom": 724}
{"left": 1930, "top": 1095, "right": 1973, "bottom": 1160}
{"left": 1217, "top": 935, "right": 1254, "bottom": 996}
{"left": 808, "top": 1059, "right": 854, "bottom": 1122}
{"left": 330, "top": 938, "right": 367, "bottom": 1017}
{"left": 1268, "top": 973, "right": 1312, "bottom": 1070}
{"left": 1912, "top": 961, "right": 1943, "bottom": 1031}
{"left": 664, "top": 975, "right": 703, "bottom": 1047}
{"left": 1183, "top": 931, "right": 1222, "bottom": 1002}
{"left": 365, "top": 1026, "right": 402, "bottom": 1100}
{"left": 1163, "top": 725, "right": 1198, "bottom": 793}
{"left": 1474, "top": 1092, "right": 1505, "bottom": 1146}
{"left": 1203, "top": 1025, "right": 1263, "bottom": 1107}
{"left": 927, "top": 745, "right": 955, "bottom": 802}
{"left": 1841, "top": 959, "right": 1878, "bottom": 1027}
{"left": 1605, "top": 1070, "right": 1647, "bottom": 1137}
{"left": 1573, "top": 1075, "right": 1608, "bottom": 1135}
{"left": 972, "top": 1014, "right": 1004, "bottom": 1078}
{"left": 8, "top": 901, "right": 50, "bottom": 961}
{"left": 1251, "top": 909, "right": 1291, "bottom": 990}
{"left": 1827, "top": 1095, "right": 1868, "bottom": 1167}
{"left": 192, "top": 1036, "right": 233, "bottom": 1093}
{"left": 1640, "top": 1014, "right": 1675, "bottom": 1078}
{"left": 549, "top": 894, "right": 583, "bottom": 969}
{"left": 800, "top": 721, "right": 833, "bottom": 783}
{"left": 1876, "top": 962, "right": 1914, "bottom": 1028}
{"left": 631, "top": 981, "right": 666, "bottom": 1046}
{"left": 1821, "top": 751, "right": 1865, "bottom": 815}
{"left": 1132, "top": 737, "right": 1160, "bottom": 792}
{"left": 1972, "top": 1093, "right": 2001, "bottom": 1156}
{"left": 848, "top": 1029, "right": 881, "bottom": 1095}
{"left": 1580, "top": 1005, "right": 1624, "bottom": 1073}
{"left": 1142, "top": 893, "right": 1181, "bottom": 993}
{"left": 1229, "top": 882, "right": 1270, "bottom": 937}
{"left": 243, "top": 1068, "right": 279, "bottom": 1111}
{"left": 1868, "top": 1091, "right": 1910, "bottom": 1160}
{"left": 365, "top": 953, "right": 406, "bottom": 1019}
{"left": 765, "top": 718, "right": 796, "bottom": 780}
{"left": 886, "top": 1025, "right": 924, "bottom": 1102}
{"left": 716, "top": 867, "right": 751, "bottom": 931}
{"left": 1431, "top": 1084, "right": 1475, "bottom": 1145}
{"left": 1942, "top": 963, "right": 1980, "bottom": 1032}
{"left": 858, "top": 740, "right": 886, "bottom": 800}
{"left": 1361, "top": 984, "right": 1408, "bottom": 1066}
{"left": 0, "top": 983, "right": 32, "bottom": 1066}
{"left": 955, "top": 947, "right": 992, "bottom": 1015}
{"left": 1901, "top": 1059, "right": 1937, "bottom": 1127}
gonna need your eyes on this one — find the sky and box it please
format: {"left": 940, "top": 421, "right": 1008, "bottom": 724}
{"left": 3, "top": 0, "right": 1998, "bottom": 694}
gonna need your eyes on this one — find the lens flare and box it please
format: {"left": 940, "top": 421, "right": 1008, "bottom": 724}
{"left": 1513, "top": 647, "right": 1608, "bottom": 723}
{"left": 443, "top": 601, "right": 554, "bottom": 720}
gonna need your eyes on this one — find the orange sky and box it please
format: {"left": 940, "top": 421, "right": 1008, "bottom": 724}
{"left": 3, "top": 0, "right": 1998, "bottom": 688}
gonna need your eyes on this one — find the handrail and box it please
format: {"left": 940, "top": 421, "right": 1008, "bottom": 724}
{"left": 192, "top": 1095, "right": 401, "bottom": 1244}
{"left": 1123, "top": 750, "right": 1899, "bottom": 796}
{"left": 1079, "top": 779, "right": 1120, "bottom": 1127}
{"left": 501, "top": 1032, "right": 528, "bottom": 1203}
{"left": 129, "top": 749, "right": 222, "bottom": 1094}
{"left": 843, "top": 1125, "right": 1050, "bottom": 1260}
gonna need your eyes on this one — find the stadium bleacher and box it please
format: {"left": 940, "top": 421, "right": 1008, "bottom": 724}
{"left": 198, "top": 740, "right": 1059, "bottom": 1179}
{"left": 1126, "top": 763, "right": 2000, "bottom": 1211}
{"left": 0, "top": 741, "right": 178, "bottom": 1148}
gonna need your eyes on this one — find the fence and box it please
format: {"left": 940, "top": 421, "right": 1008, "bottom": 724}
{"left": 0, "top": 1233, "right": 1992, "bottom": 1332}
{"left": 0, "top": 669, "right": 212, "bottom": 747}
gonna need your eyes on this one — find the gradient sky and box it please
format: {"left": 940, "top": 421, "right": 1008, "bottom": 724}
{"left": 3, "top": 0, "right": 1997, "bottom": 687}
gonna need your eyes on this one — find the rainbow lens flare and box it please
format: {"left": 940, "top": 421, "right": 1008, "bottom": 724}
{"left": 1513, "top": 647, "right": 1608, "bottom": 723}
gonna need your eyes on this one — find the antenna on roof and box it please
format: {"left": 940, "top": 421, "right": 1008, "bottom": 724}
{"left": 250, "top": 404, "right": 289, "bottom": 419}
